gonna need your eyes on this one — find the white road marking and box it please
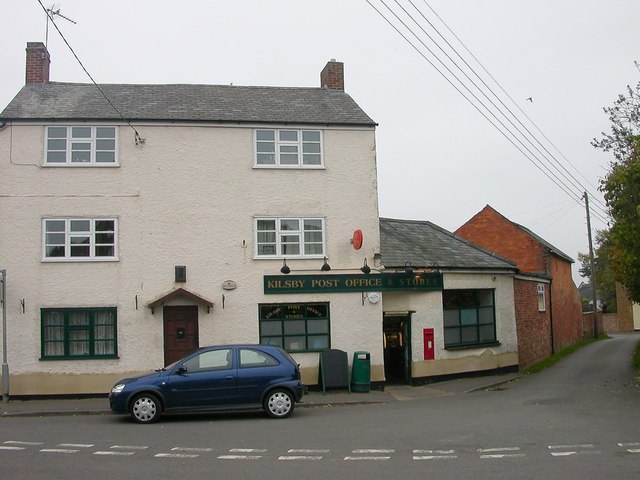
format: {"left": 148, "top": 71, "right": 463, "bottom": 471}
{"left": 548, "top": 444, "right": 600, "bottom": 457}
{"left": 58, "top": 443, "right": 94, "bottom": 448}
{"left": 228, "top": 448, "right": 267, "bottom": 453}
{"left": 155, "top": 453, "right": 199, "bottom": 459}
{"left": 477, "top": 447, "right": 521, "bottom": 453}
{"left": 287, "top": 449, "right": 330, "bottom": 454}
{"left": 548, "top": 444, "right": 594, "bottom": 450}
{"left": 0, "top": 446, "right": 25, "bottom": 451}
{"left": 413, "top": 449, "right": 456, "bottom": 454}
{"left": 413, "top": 455, "right": 458, "bottom": 460}
{"left": 279, "top": 455, "right": 323, "bottom": 461}
{"left": 344, "top": 456, "right": 390, "bottom": 461}
{"left": 110, "top": 445, "right": 149, "bottom": 450}
{"left": 480, "top": 453, "right": 526, "bottom": 459}
{"left": 4, "top": 441, "right": 43, "bottom": 446}
{"left": 352, "top": 449, "right": 395, "bottom": 454}
{"left": 550, "top": 450, "right": 602, "bottom": 457}
{"left": 218, "top": 455, "right": 262, "bottom": 460}
{"left": 171, "top": 447, "right": 215, "bottom": 453}
{"left": 94, "top": 451, "right": 135, "bottom": 456}
{"left": 478, "top": 447, "right": 524, "bottom": 459}
{"left": 618, "top": 442, "right": 640, "bottom": 453}
{"left": 40, "top": 448, "right": 79, "bottom": 454}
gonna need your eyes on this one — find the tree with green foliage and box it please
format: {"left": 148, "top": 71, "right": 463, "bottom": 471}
{"left": 593, "top": 72, "right": 640, "bottom": 302}
{"left": 599, "top": 143, "right": 640, "bottom": 302}
{"left": 578, "top": 230, "right": 617, "bottom": 312}
{"left": 592, "top": 71, "right": 640, "bottom": 162}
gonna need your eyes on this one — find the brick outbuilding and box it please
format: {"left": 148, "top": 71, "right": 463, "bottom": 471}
{"left": 456, "top": 205, "right": 583, "bottom": 364}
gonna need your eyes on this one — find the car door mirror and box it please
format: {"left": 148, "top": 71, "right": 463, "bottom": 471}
{"left": 175, "top": 365, "right": 187, "bottom": 375}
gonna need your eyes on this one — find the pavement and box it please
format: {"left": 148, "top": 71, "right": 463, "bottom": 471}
{"left": 0, "top": 371, "right": 521, "bottom": 418}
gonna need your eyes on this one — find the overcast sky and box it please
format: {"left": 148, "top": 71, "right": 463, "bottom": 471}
{"left": 2, "top": 0, "right": 638, "bottom": 284}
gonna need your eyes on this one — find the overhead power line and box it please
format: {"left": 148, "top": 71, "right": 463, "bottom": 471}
{"left": 366, "top": 0, "right": 609, "bottom": 225}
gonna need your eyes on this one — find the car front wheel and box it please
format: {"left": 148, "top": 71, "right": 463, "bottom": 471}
{"left": 264, "top": 389, "right": 294, "bottom": 418}
{"left": 130, "top": 393, "right": 162, "bottom": 424}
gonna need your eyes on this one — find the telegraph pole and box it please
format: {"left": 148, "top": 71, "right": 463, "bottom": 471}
{"left": 584, "top": 192, "right": 599, "bottom": 338}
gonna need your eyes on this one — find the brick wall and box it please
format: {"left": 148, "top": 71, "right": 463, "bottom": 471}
{"left": 514, "top": 278, "right": 552, "bottom": 367}
{"left": 455, "top": 205, "right": 547, "bottom": 272}
{"left": 549, "top": 257, "right": 583, "bottom": 350}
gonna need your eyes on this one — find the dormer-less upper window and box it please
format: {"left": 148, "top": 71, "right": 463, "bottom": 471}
{"left": 255, "top": 129, "right": 323, "bottom": 168}
{"left": 45, "top": 126, "right": 117, "bottom": 165}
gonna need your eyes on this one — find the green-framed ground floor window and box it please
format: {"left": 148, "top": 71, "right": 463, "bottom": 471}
{"left": 443, "top": 289, "right": 496, "bottom": 348}
{"left": 41, "top": 307, "right": 118, "bottom": 359}
{"left": 259, "top": 302, "right": 330, "bottom": 352}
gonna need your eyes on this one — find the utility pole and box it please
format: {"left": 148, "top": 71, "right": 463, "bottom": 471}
{"left": 1, "top": 269, "right": 8, "bottom": 402}
{"left": 584, "top": 192, "right": 599, "bottom": 338}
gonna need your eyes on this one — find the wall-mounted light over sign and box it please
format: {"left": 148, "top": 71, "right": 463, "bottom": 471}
{"left": 360, "top": 258, "right": 371, "bottom": 274}
{"left": 280, "top": 259, "right": 291, "bottom": 274}
{"left": 321, "top": 257, "right": 331, "bottom": 272}
{"left": 404, "top": 261, "right": 413, "bottom": 275}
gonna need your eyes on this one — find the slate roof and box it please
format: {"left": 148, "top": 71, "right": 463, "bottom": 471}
{"left": 380, "top": 217, "right": 517, "bottom": 271}
{"left": 0, "top": 82, "right": 376, "bottom": 126}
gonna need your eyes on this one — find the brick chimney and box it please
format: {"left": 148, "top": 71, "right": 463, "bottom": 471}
{"left": 26, "top": 42, "right": 50, "bottom": 84}
{"left": 320, "top": 59, "right": 344, "bottom": 91}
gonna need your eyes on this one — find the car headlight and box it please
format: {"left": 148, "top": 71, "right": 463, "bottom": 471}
{"left": 111, "top": 384, "right": 126, "bottom": 394}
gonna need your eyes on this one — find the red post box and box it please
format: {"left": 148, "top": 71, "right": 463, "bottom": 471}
{"left": 423, "top": 328, "right": 435, "bottom": 360}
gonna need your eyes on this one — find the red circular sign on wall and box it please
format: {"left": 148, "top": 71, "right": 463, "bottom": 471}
{"left": 352, "top": 229, "right": 363, "bottom": 250}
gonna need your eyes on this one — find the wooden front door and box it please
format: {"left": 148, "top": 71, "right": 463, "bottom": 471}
{"left": 163, "top": 306, "right": 199, "bottom": 366}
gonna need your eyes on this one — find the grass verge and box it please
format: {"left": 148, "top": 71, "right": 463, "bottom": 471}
{"left": 523, "top": 336, "right": 609, "bottom": 375}
{"left": 633, "top": 339, "right": 640, "bottom": 373}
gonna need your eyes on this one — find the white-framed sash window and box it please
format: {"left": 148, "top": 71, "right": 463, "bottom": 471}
{"left": 43, "top": 218, "right": 118, "bottom": 261}
{"left": 45, "top": 126, "right": 117, "bottom": 165}
{"left": 255, "top": 217, "right": 325, "bottom": 258}
{"left": 255, "top": 129, "right": 323, "bottom": 168}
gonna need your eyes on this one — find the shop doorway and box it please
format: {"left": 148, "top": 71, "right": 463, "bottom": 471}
{"left": 383, "top": 312, "right": 413, "bottom": 385}
{"left": 163, "top": 305, "right": 199, "bottom": 366}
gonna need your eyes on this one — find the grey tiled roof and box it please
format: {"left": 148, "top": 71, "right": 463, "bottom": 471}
{"left": 0, "top": 82, "right": 376, "bottom": 126}
{"left": 380, "top": 218, "right": 517, "bottom": 271}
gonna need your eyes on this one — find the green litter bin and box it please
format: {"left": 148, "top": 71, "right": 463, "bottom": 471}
{"left": 351, "top": 351, "right": 371, "bottom": 393}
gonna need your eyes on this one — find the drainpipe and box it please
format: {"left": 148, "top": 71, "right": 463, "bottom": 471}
{"left": 1, "top": 269, "right": 8, "bottom": 402}
{"left": 548, "top": 280, "right": 555, "bottom": 354}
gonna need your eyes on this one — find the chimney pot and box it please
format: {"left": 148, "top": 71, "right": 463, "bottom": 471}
{"left": 26, "top": 42, "right": 50, "bottom": 84}
{"left": 320, "top": 59, "right": 344, "bottom": 91}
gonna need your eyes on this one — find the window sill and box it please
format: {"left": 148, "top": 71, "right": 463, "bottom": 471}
{"left": 253, "top": 165, "right": 325, "bottom": 170}
{"left": 42, "top": 258, "right": 119, "bottom": 263}
{"left": 40, "top": 356, "right": 120, "bottom": 361}
{"left": 444, "top": 341, "right": 501, "bottom": 351}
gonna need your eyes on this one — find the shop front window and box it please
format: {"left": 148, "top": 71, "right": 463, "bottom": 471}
{"left": 443, "top": 289, "right": 496, "bottom": 348}
{"left": 259, "top": 302, "right": 330, "bottom": 352}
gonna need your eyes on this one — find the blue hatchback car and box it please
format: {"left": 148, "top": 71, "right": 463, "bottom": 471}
{"left": 109, "top": 344, "right": 304, "bottom": 423}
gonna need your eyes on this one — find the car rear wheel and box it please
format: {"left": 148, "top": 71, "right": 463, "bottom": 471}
{"left": 264, "top": 389, "right": 294, "bottom": 418}
{"left": 130, "top": 393, "right": 161, "bottom": 424}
